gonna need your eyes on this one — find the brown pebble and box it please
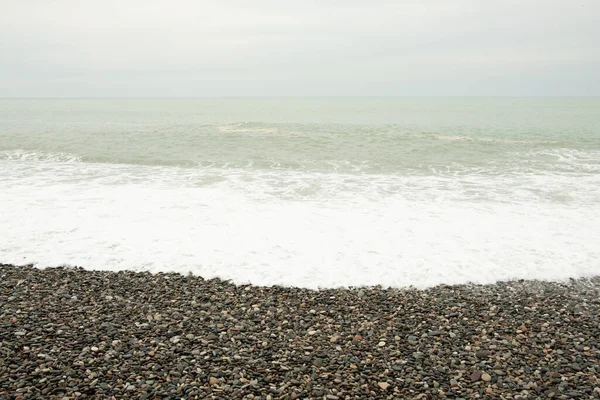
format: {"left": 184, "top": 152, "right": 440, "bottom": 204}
{"left": 471, "top": 371, "right": 482, "bottom": 381}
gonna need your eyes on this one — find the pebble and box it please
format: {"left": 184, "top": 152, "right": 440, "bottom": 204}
{"left": 475, "top": 350, "right": 489, "bottom": 358}
{"left": 1, "top": 264, "right": 600, "bottom": 399}
{"left": 470, "top": 371, "right": 482, "bottom": 381}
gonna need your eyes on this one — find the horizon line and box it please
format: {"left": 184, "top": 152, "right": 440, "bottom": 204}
{"left": 2, "top": 95, "right": 599, "bottom": 100}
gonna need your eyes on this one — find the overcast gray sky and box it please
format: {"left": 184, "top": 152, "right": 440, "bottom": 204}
{"left": 1, "top": 0, "right": 598, "bottom": 97}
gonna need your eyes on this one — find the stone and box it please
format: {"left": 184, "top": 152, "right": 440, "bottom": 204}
{"left": 470, "top": 371, "right": 482, "bottom": 381}
{"left": 377, "top": 382, "right": 390, "bottom": 390}
{"left": 2, "top": 263, "right": 600, "bottom": 400}
{"left": 476, "top": 350, "right": 490, "bottom": 358}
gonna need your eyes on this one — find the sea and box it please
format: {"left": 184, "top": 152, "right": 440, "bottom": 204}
{"left": 1, "top": 97, "right": 599, "bottom": 289}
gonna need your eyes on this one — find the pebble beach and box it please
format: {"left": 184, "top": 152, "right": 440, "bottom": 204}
{"left": 2, "top": 264, "right": 600, "bottom": 399}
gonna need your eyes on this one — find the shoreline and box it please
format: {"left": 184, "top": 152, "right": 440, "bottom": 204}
{"left": 2, "top": 264, "right": 600, "bottom": 399}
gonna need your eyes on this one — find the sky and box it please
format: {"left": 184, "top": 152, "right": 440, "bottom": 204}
{"left": 1, "top": 0, "right": 599, "bottom": 97}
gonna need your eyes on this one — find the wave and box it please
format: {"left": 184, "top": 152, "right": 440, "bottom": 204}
{"left": 215, "top": 122, "right": 305, "bottom": 137}
{"left": 0, "top": 149, "right": 82, "bottom": 163}
{"left": 519, "top": 148, "right": 600, "bottom": 173}
{"left": 4, "top": 146, "right": 599, "bottom": 174}
{"left": 211, "top": 122, "right": 573, "bottom": 145}
{"left": 425, "top": 133, "right": 564, "bottom": 145}
{"left": 3, "top": 155, "right": 599, "bottom": 206}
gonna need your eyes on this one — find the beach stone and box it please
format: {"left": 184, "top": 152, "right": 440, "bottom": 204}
{"left": 476, "top": 350, "right": 490, "bottom": 358}
{"left": 470, "top": 371, "right": 482, "bottom": 381}
{"left": 2, "top": 264, "right": 600, "bottom": 400}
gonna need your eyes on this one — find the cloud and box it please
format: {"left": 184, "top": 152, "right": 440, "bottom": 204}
{"left": 1, "top": 0, "right": 599, "bottom": 96}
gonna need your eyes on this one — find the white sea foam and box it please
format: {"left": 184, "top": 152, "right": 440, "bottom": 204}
{"left": 0, "top": 149, "right": 83, "bottom": 163}
{"left": 217, "top": 123, "right": 281, "bottom": 135}
{"left": 2, "top": 158, "right": 599, "bottom": 289}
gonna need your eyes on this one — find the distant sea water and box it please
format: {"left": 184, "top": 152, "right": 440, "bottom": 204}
{"left": 1, "top": 98, "right": 599, "bottom": 288}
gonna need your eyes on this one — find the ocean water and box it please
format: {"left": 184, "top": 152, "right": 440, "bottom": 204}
{"left": 1, "top": 97, "right": 599, "bottom": 288}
